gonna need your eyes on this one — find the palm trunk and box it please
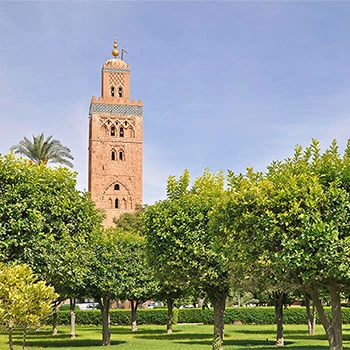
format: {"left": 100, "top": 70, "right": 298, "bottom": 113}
{"left": 274, "top": 292, "right": 284, "bottom": 346}
{"left": 130, "top": 299, "right": 138, "bottom": 332}
{"left": 99, "top": 296, "right": 111, "bottom": 345}
{"left": 309, "top": 282, "right": 343, "bottom": 350}
{"left": 209, "top": 290, "right": 227, "bottom": 350}
{"left": 166, "top": 297, "right": 174, "bottom": 334}
{"left": 70, "top": 298, "right": 76, "bottom": 339}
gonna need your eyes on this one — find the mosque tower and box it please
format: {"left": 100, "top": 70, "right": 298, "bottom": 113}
{"left": 88, "top": 38, "right": 143, "bottom": 227}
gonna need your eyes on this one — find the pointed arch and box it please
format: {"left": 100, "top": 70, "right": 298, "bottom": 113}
{"left": 119, "top": 150, "right": 125, "bottom": 161}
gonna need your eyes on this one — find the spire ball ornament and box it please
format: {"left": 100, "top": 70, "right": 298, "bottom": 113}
{"left": 112, "top": 37, "right": 119, "bottom": 58}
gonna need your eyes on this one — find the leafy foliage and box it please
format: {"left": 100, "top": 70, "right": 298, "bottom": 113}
{"left": 217, "top": 139, "right": 350, "bottom": 349}
{"left": 0, "top": 264, "right": 58, "bottom": 350}
{"left": 0, "top": 153, "right": 103, "bottom": 307}
{"left": 143, "top": 169, "right": 230, "bottom": 348}
{"left": 11, "top": 132, "right": 74, "bottom": 168}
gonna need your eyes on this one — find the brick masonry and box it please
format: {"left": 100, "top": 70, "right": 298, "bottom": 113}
{"left": 88, "top": 57, "right": 143, "bottom": 227}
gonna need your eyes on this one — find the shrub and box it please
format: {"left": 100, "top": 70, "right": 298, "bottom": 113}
{"left": 50, "top": 306, "right": 350, "bottom": 326}
{"left": 178, "top": 308, "right": 202, "bottom": 323}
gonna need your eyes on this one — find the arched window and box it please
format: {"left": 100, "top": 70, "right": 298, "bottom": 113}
{"left": 118, "top": 87, "right": 123, "bottom": 97}
{"left": 119, "top": 151, "right": 124, "bottom": 161}
{"left": 114, "top": 184, "right": 120, "bottom": 190}
{"left": 119, "top": 127, "right": 124, "bottom": 137}
{"left": 115, "top": 198, "right": 119, "bottom": 209}
{"left": 110, "top": 86, "right": 115, "bottom": 97}
{"left": 111, "top": 151, "right": 116, "bottom": 161}
{"left": 111, "top": 126, "right": 116, "bottom": 136}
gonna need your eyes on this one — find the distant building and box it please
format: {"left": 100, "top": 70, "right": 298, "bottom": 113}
{"left": 89, "top": 39, "right": 143, "bottom": 227}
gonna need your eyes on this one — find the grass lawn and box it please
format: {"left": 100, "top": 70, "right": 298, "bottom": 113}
{"left": 1, "top": 324, "right": 350, "bottom": 349}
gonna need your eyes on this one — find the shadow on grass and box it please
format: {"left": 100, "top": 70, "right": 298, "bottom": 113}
{"left": 112, "top": 328, "right": 180, "bottom": 336}
{"left": 13, "top": 339, "right": 126, "bottom": 348}
{"left": 175, "top": 339, "right": 331, "bottom": 350}
{"left": 10, "top": 327, "right": 125, "bottom": 348}
{"left": 135, "top": 332, "right": 209, "bottom": 341}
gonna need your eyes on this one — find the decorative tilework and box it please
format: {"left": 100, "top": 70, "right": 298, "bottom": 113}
{"left": 109, "top": 72, "right": 124, "bottom": 87}
{"left": 103, "top": 67, "right": 130, "bottom": 73}
{"left": 90, "top": 103, "right": 143, "bottom": 116}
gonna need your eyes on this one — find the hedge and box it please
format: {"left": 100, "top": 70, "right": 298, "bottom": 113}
{"left": 51, "top": 306, "right": 350, "bottom": 326}
{"left": 51, "top": 308, "right": 178, "bottom": 326}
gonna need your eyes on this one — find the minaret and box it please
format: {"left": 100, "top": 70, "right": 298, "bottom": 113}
{"left": 89, "top": 38, "right": 143, "bottom": 227}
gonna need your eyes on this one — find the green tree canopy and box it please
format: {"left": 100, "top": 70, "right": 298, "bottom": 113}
{"left": 217, "top": 139, "right": 350, "bottom": 350}
{"left": 0, "top": 153, "right": 103, "bottom": 339}
{"left": 0, "top": 264, "right": 58, "bottom": 350}
{"left": 11, "top": 132, "right": 74, "bottom": 168}
{"left": 143, "top": 169, "right": 231, "bottom": 349}
{"left": 114, "top": 211, "right": 158, "bottom": 332}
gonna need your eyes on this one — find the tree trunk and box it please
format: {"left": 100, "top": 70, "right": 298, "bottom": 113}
{"left": 22, "top": 327, "right": 28, "bottom": 350}
{"left": 52, "top": 300, "right": 61, "bottom": 335}
{"left": 166, "top": 297, "right": 174, "bottom": 334}
{"left": 237, "top": 293, "right": 241, "bottom": 308}
{"left": 209, "top": 290, "right": 227, "bottom": 350}
{"left": 52, "top": 308, "right": 58, "bottom": 335}
{"left": 197, "top": 297, "right": 205, "bottom": 308}
{"left": 8, "top": 322, "right": 14, "bottom": 350}
{"left": 130, "top": 299, "right": 138, "bottom": 332}
{"left": 99, "top": 296, "right": 111, "bottom": 345}
{"left": 309, "top": 281, "right": 343, "bottom": 350}
{"left": 70, "top": 298, "right": 76, "bottom": 340}
{"left": 329, "top": 283, "right": 343, "bottom": 350}
{"left": 274, "top": 292, "right": 284, "bottom": 346}
{"left": 305, "top": 294, "right": 316, "bottom": 335}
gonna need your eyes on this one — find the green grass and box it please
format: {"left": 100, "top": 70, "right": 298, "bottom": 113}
{"left": 1, "top": 324, "right": 350, "bottom": 349}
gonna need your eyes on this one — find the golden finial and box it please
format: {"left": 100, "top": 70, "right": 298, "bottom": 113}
{"left": 112, "top": 37, "right": 119, "bottom": 58}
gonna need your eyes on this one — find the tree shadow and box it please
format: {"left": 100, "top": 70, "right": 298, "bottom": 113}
{"left": 113, "top": 328, "right": 180, "bottom": 336}
{"left": 13, "top": 339, "right": 126, "bottom": 348}
{"left": 135, "top": 331, "right": 209, "bottom": 341}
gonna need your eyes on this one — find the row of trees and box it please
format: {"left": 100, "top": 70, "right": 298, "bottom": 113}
{"left": 1, "top": 138, "right": 350, "bottom": 350}
{"left": 142, "top": 139, "right": 350, "bottom": 350}
{"left": 0, "top": 153, "right": 158, "bottom": 348}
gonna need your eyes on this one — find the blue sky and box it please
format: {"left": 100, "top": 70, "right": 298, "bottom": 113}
{"left": 1, "top": 1, "right": 350, "bottom": 205}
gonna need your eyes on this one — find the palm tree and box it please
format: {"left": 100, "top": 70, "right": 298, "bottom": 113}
{"left": 11, "top": 132, "right": 74, "bottom": 168}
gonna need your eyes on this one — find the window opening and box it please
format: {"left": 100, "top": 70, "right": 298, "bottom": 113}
{"left": 118, "top": 87, "right": 123, "bottom": 97}
{"left": 111, "top": 86, "right": 115, "bottom": 97}
{"left": 115, "top": 198, "right": 119, "bottom": 209}
{"left": 119, "top": 151, "right": 124, "bottom": 161}
{"left": 119, "top": 127, "right": 124, "bottom": 137}
{"left": 111, "top": 126, "right": 116, "bottom": 136}
{"left": 111, "top": 151, "right": 116, "bottom": 161}
{"left": 114, "top": 184, "right": 120, "bottom": 190}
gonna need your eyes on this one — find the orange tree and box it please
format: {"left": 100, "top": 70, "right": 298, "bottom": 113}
{"left": 216, "top": 140, "right": 350, "bottom": 350}
{"left": 143, "top": 169, "right": 231, "bottom": 350}
{"left": 0, "top": 153, "right": 103, "bottom": 337}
